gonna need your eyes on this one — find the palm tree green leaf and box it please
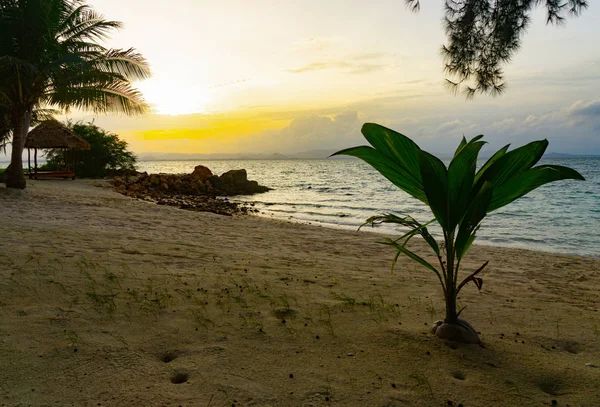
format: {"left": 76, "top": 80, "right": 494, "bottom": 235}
{"left": 476, "top": 139, "right": 548, "bottom": 189}
{"left": 382, "top": 238, "right": 440, "bottom": 276}
{"left": 361, "top": 123, "right": 423, "bottom": 186}
{"left": 332, "top": 145, "right": 428, "bottom": 204}
{"left": 448, "top": 138, "right": 485, "bottom": 228}
{"left": 363, "top": 213, "right": 440, "bottom": 256}
{"left": 453, "top": 134, "right": 484, "bottom": 158}
{"left": 418, "top": 150, "right": 449, "bottom": 229}
{"left": 453, "top": 136, "right": 467, "bottom": 158}
{"left": 474, "top": 143, "right": 510, "bottom": 184}
{"left": 455, "top": 181, "right": 493, "bottom": 261}
{"left": 489, "top": 165, "right": 585, "bottom": 212}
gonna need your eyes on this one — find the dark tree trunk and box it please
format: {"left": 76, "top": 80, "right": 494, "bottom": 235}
{"left": 6, "top": 110, "right": 28, "bottom": 189}
{"left": 445, "top": 287, "right": 458, "bottom": 324}
{"left": 429, "top": 234, "right": 480, "bottom": 344}
{"left": 6, "top": 109, "right": 31, "bottom": 189}
{"left": 444, "top": 235, "right": 458, "bottom": 324}
{"left": 21, "top": 110, "right": 31, "bottom": 149}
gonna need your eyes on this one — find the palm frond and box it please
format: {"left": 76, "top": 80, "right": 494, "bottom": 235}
{"left": 58, "top": 4, "right": 122, "bottom": 43}
{"left": 94, "top": 48, "right": 152, "bottom": 81}
{"left": 47, "top": 80, "right": 149, "bottom": 115}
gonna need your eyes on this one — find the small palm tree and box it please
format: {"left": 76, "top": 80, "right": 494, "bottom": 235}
{"left": 334, "top": 123, "right": 585, "bottom": 343}
{"left": 0, "top": 0, "right": 150, "bottom": 188}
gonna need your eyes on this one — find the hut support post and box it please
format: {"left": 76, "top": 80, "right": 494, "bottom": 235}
{"left": 27, "top": 148, "right": 31, "bottom": 174}
{"left": 34, "top": 148, "right": 38, "bottom": 178}
{"left": 72, "top": 148, "right": 76, "bottom": 180}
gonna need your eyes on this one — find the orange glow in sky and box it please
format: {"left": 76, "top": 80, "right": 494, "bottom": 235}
{"left": 69, "top": 0, "right": 600, "bottom": 156}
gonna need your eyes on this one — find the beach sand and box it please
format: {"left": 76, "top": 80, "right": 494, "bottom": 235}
{"left": 0, "top": 180, "right": 598, "bottom": 407}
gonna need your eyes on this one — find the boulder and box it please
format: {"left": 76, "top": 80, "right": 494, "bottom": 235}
{"left": 113, "top": 176, "right": 124, "bottom": 186}
{"left": 207, "top": 175, "right": 223, "bottom": 190}
{"left": 192, "top": 165, "right": 213, "bottom": 181}
{"left": 113, "top": 165, "right": 269, "bottom": 200}
{"left": 220, "top": 169, "right": 247, "bottom": 186}
{"left": 215, "top": 169, "right": 270, "bottom": 195}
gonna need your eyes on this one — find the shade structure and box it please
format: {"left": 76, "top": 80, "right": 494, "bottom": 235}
{"left": 25, "top": 120, "right": 90, "bottom": 150}
{"left": 25, "top": 120, "right": 90, "bottom": 180}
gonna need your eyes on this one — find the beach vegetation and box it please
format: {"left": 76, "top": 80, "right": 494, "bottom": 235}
{"left": 42, "top": 121, "right": 137, "bottom": 178}
{"left": 0, "top": 0, "right": 149, "bottom": 189}
{"left": 333, "top": 122, "right": 585, "bottom": 343}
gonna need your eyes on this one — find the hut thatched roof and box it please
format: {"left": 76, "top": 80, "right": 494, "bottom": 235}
{"left": 25, "top": 120, "right": 91, "bottom": 150}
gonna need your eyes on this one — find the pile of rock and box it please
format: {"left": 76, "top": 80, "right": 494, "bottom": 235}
{"left": 112, "top": 165, "right": 269, "bottom": 216}
{"left": 112, "top": 165, "right": 270, "bottom": 197}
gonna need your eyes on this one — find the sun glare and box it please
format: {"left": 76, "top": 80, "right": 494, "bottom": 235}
{"left": 139, "top": 80, "right": 213, "bottom": 116}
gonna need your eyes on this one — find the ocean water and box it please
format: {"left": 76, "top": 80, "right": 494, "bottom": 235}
{"left": 137, "top": 158, "right": 600, "bottom": 258}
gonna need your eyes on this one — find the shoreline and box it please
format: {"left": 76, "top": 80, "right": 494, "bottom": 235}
{"left": 1, "top": 180, "right": 599, "bottom": 406}
{"left": 236, "top": 202, "right": 600, "bottom": 260}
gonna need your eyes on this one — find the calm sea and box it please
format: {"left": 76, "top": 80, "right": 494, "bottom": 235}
{"left": 137, "top": 158, "right": 600, "bottom": 258}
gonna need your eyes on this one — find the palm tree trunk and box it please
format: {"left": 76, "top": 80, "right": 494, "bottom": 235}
{"left": 444, "top": 233, "right": 458, "bottom": 324}
{"left": 2, "top": 110, "right": 32, "bottom": 183}
{"left": 20, "top": 109, "right": 32, "bottom": 149}
{"left": 445, "top": 287, "right": 458, "bottom": 324}
{"left": 6, "top": 110, "right": 27, "bottom": 189}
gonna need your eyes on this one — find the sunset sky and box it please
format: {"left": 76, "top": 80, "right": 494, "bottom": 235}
{"left": 70, "top": 0, "right": 599, "bottom": 156}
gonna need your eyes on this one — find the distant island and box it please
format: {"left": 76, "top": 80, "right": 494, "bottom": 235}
{"left": 135, "top": 150, "right": 599, "bottom": 161}
{"left": 136, "top": 149, "right": 349, "bottom": 161}
{"left": 1, "top": 150, "right": 597, "bottom": 165}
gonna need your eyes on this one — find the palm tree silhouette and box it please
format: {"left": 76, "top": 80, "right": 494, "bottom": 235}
{"left": 0, "top": 0, "right": 151, "bottom": 188}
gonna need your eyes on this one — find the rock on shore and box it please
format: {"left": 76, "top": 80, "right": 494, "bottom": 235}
{"left": 111, "top": 165, "right": 269, "bottom": 215}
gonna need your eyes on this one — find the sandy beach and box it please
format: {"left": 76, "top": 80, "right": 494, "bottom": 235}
{"left": 0, "top": 180, "right": 599, "bottom": 407}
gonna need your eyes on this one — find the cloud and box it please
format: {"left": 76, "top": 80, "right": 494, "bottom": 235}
{"left": 437, "top": 119, "right": 462, "bottom": 132}
{"left": 292, "top": 36, "right": 341, "bottom": 52}
{"left": 395, "top": 79, "right": 427, "bottom": 85}
{"left": 287, "top": 61, "right": 352, "bottom": 73}
{"left": 348, "top": 63, "right": 385, "bottom": 74}
{"left": 568, "top": 100, "right": 600, "bottom": 119}
{"left": 71, "top": 93, "right": 599, "bottom": 157}
{"left": 209, "top": 78, "right": 250, "bottom": 89}
{"left": 351, "top": 52, "right": 394, "bottom": 61}
{"left": 287, "top": 60, "right": 387, "bottom": 75}
{"left": 287, "top": 50, "right": 396, "bottom": 75}
{"left": 238, "top": 111, "right": 362, "bottom": 153}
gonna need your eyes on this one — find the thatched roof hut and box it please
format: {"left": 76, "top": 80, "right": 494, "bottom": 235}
{"left": 25, "top": 120, "right": 90, "bottom": 150}
{"left": 25, "top": 120, "right": 91, "bottom": 180}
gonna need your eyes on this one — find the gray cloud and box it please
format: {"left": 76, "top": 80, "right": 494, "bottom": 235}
{"left": 248, "top": 98, "right": 600, "bottom": 156}
{"left": 568, "top": 100, "right": 600, "bottom": 119}
{"left": 239, "top": 111, "right": 362, "bottom": 153}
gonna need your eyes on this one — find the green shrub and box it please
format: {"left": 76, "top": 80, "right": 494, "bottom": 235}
{"left": 44, "top": 121, "right": 136, "bottom": 178}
